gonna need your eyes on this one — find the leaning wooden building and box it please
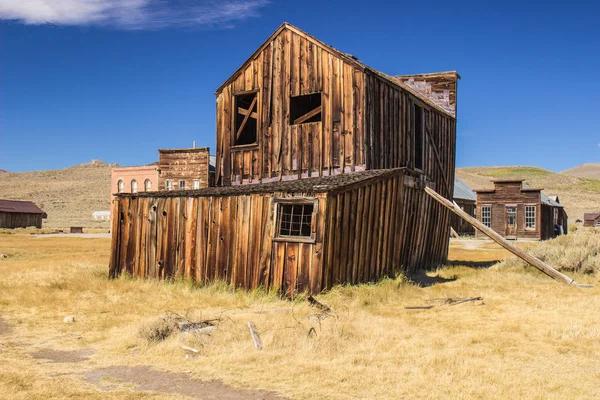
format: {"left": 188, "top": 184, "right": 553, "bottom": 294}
{"left": 109, "top": 23, "right": 459, "bottom": 294}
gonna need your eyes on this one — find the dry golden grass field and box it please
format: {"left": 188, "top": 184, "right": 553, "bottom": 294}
{"left": 1, "top": 233, "right": 599, "bottom": 399}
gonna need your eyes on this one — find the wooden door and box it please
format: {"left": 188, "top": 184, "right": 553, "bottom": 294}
{"left": 506, "top": 207, "right": 517, "bottom": 238}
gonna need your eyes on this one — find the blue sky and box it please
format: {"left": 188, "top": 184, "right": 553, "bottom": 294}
{"left": 1, "top": 0, "right": 599, "bottom": 172}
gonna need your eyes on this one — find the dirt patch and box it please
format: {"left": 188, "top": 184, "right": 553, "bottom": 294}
{"left": 32, "top": 348, "right": 94, "bottom": 363}
{"left": 0, "top": 318, "right": 10, "bottom": 335}
{"left": 85, "top": 366, "right": 287, "bottom": 400}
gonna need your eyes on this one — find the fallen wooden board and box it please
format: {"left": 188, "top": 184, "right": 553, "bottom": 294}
{"left": 425, "top": 186, "right": 590, "bottom": 287}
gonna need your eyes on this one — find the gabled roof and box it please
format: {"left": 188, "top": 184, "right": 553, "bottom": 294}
{"left": 215, "top": 23, "right": 456, "bottom": 119}
{"left": 540, "top": 193, "right": 562, "bottom": 207}
{"left": 118, "top": 169, "right": 406, "bottom": 198}
{"left": 454, "top": 176, "right": 476, "bottom": 201}
{"left": 0, "top": 200, "right": 46, "bottom": 216}
{"left": 584, "top": 213, "right": 600, "bottom": 221}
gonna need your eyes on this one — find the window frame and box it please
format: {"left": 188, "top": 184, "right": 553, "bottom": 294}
{"left": 179, "top": 180, "right": 185, "bottom": 190}
{"left": 232, "top": 89, "right": 260, "bottom": 149}
{"left": 193, "top": 179, "right": 200, "bottom": 190}
{"left": 481, "top": 205, "right": 492, "bottom": 228}
{"left": 273, "top": 198, "right": 318, "bottom": 244}
{"left": 131, "top": 179, "right": 138, "bottom": 193}
{"left": 525, "top": 205, "right": 536, "bottom": 229}
{"left": 117, "top": 179, "right": 124, "bottom": 193}
{"left": 289, "top": 92, "right": 323, "bottom": 125}
{"left": 166, "top": 180, "right": 173, "bottom": 191}
{"left": 144, "top": 179, "right": 152, "bottom": 192}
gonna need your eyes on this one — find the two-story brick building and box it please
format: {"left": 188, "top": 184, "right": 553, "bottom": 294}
{"left": 109, "top": 23, "right": 460, "bottom": 295}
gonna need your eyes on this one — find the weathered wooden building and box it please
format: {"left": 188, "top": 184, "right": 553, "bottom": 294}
{"left": 583, "top": 213, "right": 600, "bottom": 227}
{"left": 0, "top": 200, "right": 47, "bottom": 229}
{"left": 451, "top": 176, "right": 476, "bottom": 235}
{"left": 475, "top": 179, "right": 567, "bottom": 240}
{"left": 110, "top": 23, "right": 459, "bottom": 294}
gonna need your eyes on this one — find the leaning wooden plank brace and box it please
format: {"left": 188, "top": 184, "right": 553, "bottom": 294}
{"left": 424, "top": 186, "right": 591, "bottom": 287}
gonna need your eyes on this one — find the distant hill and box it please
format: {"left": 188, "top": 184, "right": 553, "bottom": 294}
{"left": 561, "top": 163, "right": 600, "bottom": 180}
{"left": 457, "top": 166, "right": 600, "bottom": 223}
{"left": 0, "top": 160, "right": 114, "bottom": 228}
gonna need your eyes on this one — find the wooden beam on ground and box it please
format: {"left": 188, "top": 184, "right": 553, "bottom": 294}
{"left": 424, "top": 186, "right": 588, "bottom": 287}
{"left": 293, "top": 105, "right": 322, "bottom": 125}
{"left": 237, "top": 107, "right": 258, "bottom": 119}
{"left": 247, "top": 321, "right": 263, "bottom": 350}
{"left": 235, "top": 96, "right": 257, "bottom": 140}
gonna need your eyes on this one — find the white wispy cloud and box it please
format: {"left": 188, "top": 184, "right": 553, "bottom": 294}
{"left": 0, "top": 0, "right": 269, "bottom": 29}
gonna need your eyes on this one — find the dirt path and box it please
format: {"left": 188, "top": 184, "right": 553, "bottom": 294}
{"left": 85, "top": 366, "right": 286, "bottom": 400}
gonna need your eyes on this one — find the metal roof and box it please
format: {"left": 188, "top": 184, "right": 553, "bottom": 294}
{"left": 453, "top": 177, "right": 476, "bottom": 201}
{"left": 0, "top": 200, "right": 46, "bottom": 215}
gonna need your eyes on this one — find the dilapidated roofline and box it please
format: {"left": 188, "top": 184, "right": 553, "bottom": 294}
{"left": 214, "top": 22, "right": 457, "bottom": 119}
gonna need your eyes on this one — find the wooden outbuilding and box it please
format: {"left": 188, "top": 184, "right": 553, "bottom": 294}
{"left": 583, "top": 213, "right": 600, "bottom": 227}
{"left": 0, "top": 200, "right": 47, "bottom": 229}
{"left": 110, "top": 23, "right": 459, "bottom": 294}
{"left": 475, "top": 179, "right": 567, "bottom": 240}
{"left": 451, "top": 176, "right": 476, "bottom": 235}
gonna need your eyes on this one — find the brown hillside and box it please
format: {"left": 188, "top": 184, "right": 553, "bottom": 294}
{"left": 561, "top": 163, "right": 600, "bottom": 180}
{"left": 0, "top": 161, "right": 113, "bottom": 229}
{"left": 457, "top": 166, "right": 600, "bottom": 223}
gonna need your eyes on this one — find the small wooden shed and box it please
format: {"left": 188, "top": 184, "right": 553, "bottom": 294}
{"left": 583, "top": 213, "right": 600, "bottom": 227}
{"left": 0, "top": 200, "right": 47, "bottom": 229}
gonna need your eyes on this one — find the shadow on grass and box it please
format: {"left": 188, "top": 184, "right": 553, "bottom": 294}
{"left": 446, "top": 260, "right": 501, "bottom": 269}
{"left": 406, "top": 272, "right": 457, "bottom": 288}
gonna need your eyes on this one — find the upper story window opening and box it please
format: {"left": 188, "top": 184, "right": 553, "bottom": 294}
{"left": 131, "top": 179, "right": 138, "bottom": 193}
{"left": 144, "top": 179, "right": 152, "bottom": 192}
{"left": 179, "top": 180, "right": 185, "bottom": 190}
{"left": 117, "top": 179, "right": 124, "bottom": 193}
{"left": 234, "top": 92, "right": 258, "bottom": 146}
{"left": 193, "top": 179, "right": 200, "bottom": 189}
{"left": 290, "top": 93, "right": 322, "bottom": 125}
{"left": 166, "top": 180, "right": 173, "bottom": 190}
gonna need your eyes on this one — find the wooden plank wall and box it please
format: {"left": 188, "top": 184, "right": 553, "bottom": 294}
{"left": 0, "top": 212, "right": 42, "bottom": 229}
{"left": 320, "top": 170, "right": 450, "bottom": 290}
{"left": 215, "top": 28, "right": 365, "bottom": 185}
{"left": 109, "top": 192, "right": 327, "bottom": 294}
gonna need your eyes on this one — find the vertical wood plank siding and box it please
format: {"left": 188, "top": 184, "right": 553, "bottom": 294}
{"left": 109, "top": 192, "right": 327, "bottom": 294}
{"left": 216, "top": 28, "right": 366, "bottom": 185}
{"left": 110, "top": 170, "right": 451, "bottom": 294}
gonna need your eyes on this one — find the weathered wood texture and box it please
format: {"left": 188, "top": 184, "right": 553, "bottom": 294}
{"left": 0, "top": 212, "right": 43, "bottom": 229}
{"left": 109, "top": 169, "right": 450, "bottom": 294}
{"left": 215, "top": 24, "right": 457, "bottom": 201}
{"left": 158, "top": 148, "right": 211, "bottom": 190}
{"left": 450, "top": 199, "right": 476, "bottom": 235}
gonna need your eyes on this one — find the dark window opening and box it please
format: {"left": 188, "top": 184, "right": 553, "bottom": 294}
{"left": 179, "top": 180, "right": 185, "bottom": 190}
{"left": 234, "top": 92, "right": 258, "bottom": 146}
{"left": 414, "top": 104, "right": 424, "bottom": 170}
{"left": 290, "top": 93, "right": 322, "bottom": 125}
{"left": 276, "top": 203, "right": 314, "bottom": 238}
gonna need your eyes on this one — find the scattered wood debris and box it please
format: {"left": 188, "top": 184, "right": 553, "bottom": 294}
{"left": 140, "top": 312, "right": 219, "bottom": 343}
{"left": 405, "top": 297, "right": 484, "bottom": 310}
{"left": 247, "top": 321, "right": 263, "bottom": 350}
